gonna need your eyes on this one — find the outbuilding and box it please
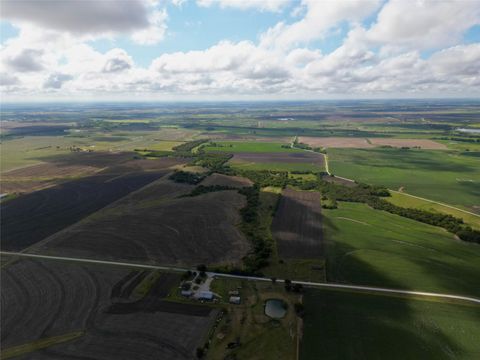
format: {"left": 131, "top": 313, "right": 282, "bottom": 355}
{"left": 229, "top": 296, "right": 241, "bottom": 304}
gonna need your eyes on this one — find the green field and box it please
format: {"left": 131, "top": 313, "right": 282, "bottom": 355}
{"left": 328, "top": 148, "right": 480, "bottom": 211}
{"left": 323, "top": 202, "right": 480, "bottom": 298}
{"left": 301, "top": 289, "right": 480, "bottom": 360}
{"left": 230, "top": 161, "right": 324, "bottom": 172}
{"left": 203, "top": 141, "right": 301, "bottom": 153}
{"left": 387, "top": 191, "right": 480, "bottom": 230}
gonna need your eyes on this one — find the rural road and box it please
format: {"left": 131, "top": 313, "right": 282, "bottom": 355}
{"left": 2, "top": 251, "right": 480, "bottom": 305}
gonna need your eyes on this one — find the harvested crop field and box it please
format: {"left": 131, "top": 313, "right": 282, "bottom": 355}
{"left": 298, "top": 137, "right": 372, "bottom": 148}
{"left": 298, "top": 137, "right": 446, "bottom": 149}
{"left": 230, "top": 152, "right": 325, "bottom": 166}
{"left": 1, "top": 258, "right": 218, "bottom": 360}
{"left": 201, "top": 173, "right": 253, "bottom": 188}
{"left": 368, "top": 138, "right": 447, "bottom": 149}
{"left": 271, "top": 189, "right": 324, "bottom": 259}
{"left": 33, "top": 186, "right": 250, "bottom": 267}
{"left": 1, "top": 170, "right": 169, "bottom": 252}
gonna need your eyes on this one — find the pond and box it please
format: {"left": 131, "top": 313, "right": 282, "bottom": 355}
{"left": 265, "top": 299, "right": 287, "bottom": 319}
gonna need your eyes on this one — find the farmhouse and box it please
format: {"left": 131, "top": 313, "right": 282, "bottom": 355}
{"left": 197, "top": 291, "right": 214, "bottom": 301}
{"left": 229, "top": 296, "right": 241, "bottom": 304}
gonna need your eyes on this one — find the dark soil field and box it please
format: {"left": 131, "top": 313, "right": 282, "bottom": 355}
{"left": 1, "top": 258, "right": 218, "bottom": 360}
{"left": 33, "top": 185, "right": 250, "bottom": 266}
{"left": 271, "top": 188, "right": 324, "bottom": 259}
{"left": 230, "top": 152, "right": 325, "bottom": 166}
{"left": 1, "top": 170, "right": 169, "bottom": 252}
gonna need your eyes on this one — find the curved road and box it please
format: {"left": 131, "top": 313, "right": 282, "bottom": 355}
{"left": 2, "top": 251, "right": 479, "bottom": 305}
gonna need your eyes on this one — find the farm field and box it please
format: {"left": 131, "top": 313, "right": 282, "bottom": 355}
{"left": 229, "top": 152, "right": 325, "bottom": 172}
{"left": 387, "top": 191, "right": 480, "bottom": 230}
{"left": 272, "top": 189, "right": 324, "bottom": 259}
{"left": 203, "top": 141, "right": 301, "bottom": 153}
{"left": 323, "top": 202, "right": 480, "bottom": 298}
{"left": 1, "top": 169, "right": 171, "bottom": 252}
{"left": 301, "top": 289, "right": 480, "bottom": 360}
{"left": 0, "top": 257, "right": 218, "bottom": 360}
{"left": 31, "top": 183, "right": 250, "bottom": 267}
{"left": 328, "top": 148, "right": 480, "bottom": 211}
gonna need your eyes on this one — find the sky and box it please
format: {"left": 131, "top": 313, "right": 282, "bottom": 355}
{"left": 0, "top": 0, "right": 479, "bottom": 101}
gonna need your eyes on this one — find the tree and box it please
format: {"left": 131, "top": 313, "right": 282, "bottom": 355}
{"left": 196, "top": 347, "right": 204, "bottom": 358}
{"left": 284, "top": 279, "right": 292, "bottom": 292}
{"left": 271, "top": 277, "right": 277, "bottom": 285}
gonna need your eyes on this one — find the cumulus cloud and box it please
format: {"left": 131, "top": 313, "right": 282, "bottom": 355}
{"left": 1, "top": 0, "right": 150, "bottom": 35}
{"left": 197, "top": 0, "right": 290, "bottom": 12}
{"left": 0, "top": 0, "right": 169, "bottom": 45}
{"left": 0, "top": 0, "right": 479, "bottom": 99}
{"left": 43, "top": 73, "right": 73, "bottom": 89}
{"left": 366, "top": 0, "right": 480, "bottom": 49}
{"left": 260, "top": 0, "right": 382, "bottom": 49}
{"left": 102, "top": 49, "right": 134, "bottom": 73}
{"left": 4, "top": 48, "right": 45, "bottom": 72}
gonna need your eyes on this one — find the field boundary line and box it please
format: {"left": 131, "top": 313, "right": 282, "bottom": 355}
{"left": 2, "top": 251, "right": 480, "bottom": 305}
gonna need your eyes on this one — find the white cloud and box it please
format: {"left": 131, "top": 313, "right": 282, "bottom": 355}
{"left": 131, "top": 9, "right": 168, "bottom": 45}
{"left": 102, "top": 49, "right": 134, "bottom": 73}
{"left": 0, "top": 0, "right": 150, "bottom": 35}
{"left": 260, "top": 0, "right": 382, "bottom": 49}
{"left": 1, "top": 0, "right": 169, "bottom": 45}
{"left": 366, "top": 0, "right": 480, "bottom": 49}
{"left": 197, "top": 0, "right": 290, "bottom": 12}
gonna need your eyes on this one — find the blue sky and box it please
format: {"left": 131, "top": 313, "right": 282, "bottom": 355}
{"left": 0, "top": 0, "right": 479, "bottom": 100}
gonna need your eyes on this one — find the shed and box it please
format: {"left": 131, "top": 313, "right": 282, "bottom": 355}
{"left": 229, "top": 296, "right": 241, "bottom": 304}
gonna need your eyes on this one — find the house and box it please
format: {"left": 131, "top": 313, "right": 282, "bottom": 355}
{"left": 229, "top": 296, "right": 241, "bottom": 304}
{"left": 181, "top": 290, "right": 192, "bottom": 297}
{"left": 197, "top": 291, "right": 214, "bottom": 301}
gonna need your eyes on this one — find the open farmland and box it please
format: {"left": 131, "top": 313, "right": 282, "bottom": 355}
{"left": 229, "top": 152, "right": 325, "bottom": 172}
{"left": 32, "top": 184, "right": 250, "bottom": 267}
{"left": 386, "top": 191, "right": 480, "bottom": 230}
{"left": 301, "top": 289, "right": 480, "bottom": 360}
{"left": 328, "top": 148, "right": 480, "bottom": 211}
{"left": 1, "top": 257, "right": 218, "bottom": 360}
{"left": 298, "top": 136, "right": 446, "bottom": 149}
{"left": 272, "top": 189, "right": 324, "bottom": 259}
{"left": 323, "top": 202, "right": 480, "bottom": 298}
{"left": 1, "top": 167, "right": 173, "bottom": 252}
{"left": 203, "top": 141, "right": 302, "bottom": 153}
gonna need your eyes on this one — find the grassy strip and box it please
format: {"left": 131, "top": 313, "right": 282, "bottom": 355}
{"left": 2, "top": 331, "right": 85, "bottom": 359}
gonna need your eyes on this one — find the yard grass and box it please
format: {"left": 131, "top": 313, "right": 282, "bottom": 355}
{"left": 386, "top": 191, "right": 480, "bottom": 230}
{"left": 301, "top": 289, "right": 480, "bottom": 360}
{"left": 203, "top": 141, "right": 301, "bottom": 153}
{"left": 323, "top": 202, "right": 480, "bottom": 298}
{"left": 208, "top": 279, "right": 300, "bottom": 360}
{"left": 328, "top": 148, "right": 480, "bottom": 211}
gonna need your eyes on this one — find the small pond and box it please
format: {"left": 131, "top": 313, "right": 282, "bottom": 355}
{"left": 265, "top": 299, "right": 287, "bottom": 319}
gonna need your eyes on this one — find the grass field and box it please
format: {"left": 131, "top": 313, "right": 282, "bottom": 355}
{"left": 387, "top": 191, "right": 480, "bottom": 230}
{"left": 323, "top": 202, "right": 480, "bottom": 298}
{"left": 203, "top": 141, "right": 301, "bottom": 153}
{"left": 328, "top": 148, "right": 480, "bottom": 211}
{"left": 301, "top": 289, "right": 480, "bottom": 360}
{"left": 230, "top": 161, "right": 324, "bottom": 172}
